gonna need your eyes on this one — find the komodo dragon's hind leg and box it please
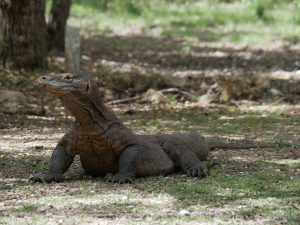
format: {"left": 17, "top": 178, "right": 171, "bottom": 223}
{"left": 162, "top": 142, "right": 208, "bottom": 178}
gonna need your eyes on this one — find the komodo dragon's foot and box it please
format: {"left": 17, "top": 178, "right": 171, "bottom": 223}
{"left": 29, "top": 174, "right": 65, "bottom": 183}
{"left": 185, "top": 163, "right": 208, "bottom": 178}
{"left": 104, "top": 173, "right": 134, "bottom": 184}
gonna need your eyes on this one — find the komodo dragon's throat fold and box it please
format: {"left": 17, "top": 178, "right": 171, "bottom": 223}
{"left": 71, "top": 97, "right": 119, "bottom": 132}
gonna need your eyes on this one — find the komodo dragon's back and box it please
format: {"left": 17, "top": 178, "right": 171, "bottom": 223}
{"left": 29, "top": 73, "right": 264, "bottom": 184}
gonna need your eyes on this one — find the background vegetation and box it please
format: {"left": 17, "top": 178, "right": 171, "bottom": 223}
{"left": 67, "top": 0, "right": 300, "bottom": 44}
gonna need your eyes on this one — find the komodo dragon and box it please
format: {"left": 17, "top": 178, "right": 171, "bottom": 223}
{"left": 30, "top": 73, "right": 260, "bottom": 183}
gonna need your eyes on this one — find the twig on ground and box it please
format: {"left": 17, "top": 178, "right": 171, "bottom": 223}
{"left": 106, "top": 95, "right": 143, "bottom": 105}
{"left": 106, "top": 88, "right": 193, "bottom": 105}
{"left": 160, "top": 88, "right": 193, "bottom": 97}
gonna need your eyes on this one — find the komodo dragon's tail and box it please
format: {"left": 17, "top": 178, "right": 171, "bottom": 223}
{"left": 207, "top": 139, "right": 269, "bottom": 150}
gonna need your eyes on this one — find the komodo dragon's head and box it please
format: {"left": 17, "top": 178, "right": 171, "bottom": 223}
{"left": 36, "top": 73, "right": 119, "bottom": 123}
{"left": 36, "top": 73, "right": 118, "bottom": 121}
{"left": 36, "top": 73, "right": 92, "bottom": 95}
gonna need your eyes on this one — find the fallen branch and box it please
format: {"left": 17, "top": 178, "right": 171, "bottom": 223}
{"left": 106, "top": 95, "right": 143, "bottom": 105}
{"left": 160, "top": 88, "right": 193, "bottom": 97}
{"left": 106, "top": 88, "right": 193, "bottom": 105}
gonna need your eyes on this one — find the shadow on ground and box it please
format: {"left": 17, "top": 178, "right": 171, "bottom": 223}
{"left": 82, "top": 34, "right": 300, "bottom": 71}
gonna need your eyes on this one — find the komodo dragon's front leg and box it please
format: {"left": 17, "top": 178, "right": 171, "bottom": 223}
{"left": 102, "top": 127, "right": 140, "bottom": 183}
{"left": 104, "top": 145, "right": 138, "bottom": 183}
{"left": 29, "top": 130, "right": 76, "bottom": 183}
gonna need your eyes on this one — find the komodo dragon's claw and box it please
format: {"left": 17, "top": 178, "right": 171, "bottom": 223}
{"left": 29, "top": 176, "right": 45, "bottom": 183}
{"left": 104, "top": 173, "right": 134, "bottom": 184}
{"left": 29, "top": 174, "right": 64, "bottom": 183}
{"left": 185, "top": 163, "right": 208, "bottom": 178}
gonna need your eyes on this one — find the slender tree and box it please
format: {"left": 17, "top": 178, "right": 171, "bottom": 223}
{"left": 0, "top": 0, "right": 47, "bottom": 68}
{"left": 48, "top": 0, "right": 72, "bottom": 51}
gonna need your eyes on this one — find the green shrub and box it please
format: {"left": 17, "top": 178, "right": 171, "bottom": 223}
{"left": 255, "top": 4, "right": 265, "bottom": 19}
{"left": 72, "top": 0, "right": 110, "bottom": 11}
{"left": 110, "top": 0, "right": 143, "bottom": 15}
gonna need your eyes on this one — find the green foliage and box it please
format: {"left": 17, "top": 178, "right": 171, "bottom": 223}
{"left": 285, "top": 35, "right": 300, "bottom": 44}
{"left": 110, "top": 0, "right": 144, "bottom": 15}
{"left": 165, "top": 95, "right": 177, "bottom": 104}
{"left": 71, "top": 0, "right": 147, "bottom": 15}
{"left": 255, "top": 3, "right": 265, "bottom": 19}
{"left": 210, "top": 0, "right": 296, "bottom": 4}
{"left": 71, "top": 0, "right": 110, "bottom": 11}
{"left": 68, "top": 0, "right": 300, "bottom": 45}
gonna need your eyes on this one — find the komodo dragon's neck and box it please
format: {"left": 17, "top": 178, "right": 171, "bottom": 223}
{"left": 60, "top": 87, "right": 120, "bottom": 134}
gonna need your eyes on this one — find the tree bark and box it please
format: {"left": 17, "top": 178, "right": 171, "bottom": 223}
{"left": 48, "top": 0, "right": 72, "bottom": 51}
{"left": 0, "top": 0, "right": 47, "bottom": 69}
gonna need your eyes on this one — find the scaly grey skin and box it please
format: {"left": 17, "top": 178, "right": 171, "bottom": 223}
{"left": 29, "top": 73, "right": 262, "bottom": 184}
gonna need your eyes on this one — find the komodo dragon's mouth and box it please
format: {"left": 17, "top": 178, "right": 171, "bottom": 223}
{"left": 35, "top": 81, "right": 57, "bottom": 91}
{"left": 36, "top": 79, "right": 78, "bottom": 94}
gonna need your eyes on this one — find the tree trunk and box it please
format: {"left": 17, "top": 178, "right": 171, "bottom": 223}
{"left": 0, "top": 0, "right": 47, "bottom": 69}
{"left": 48, "top": 0, "right": 72, "bottom": 51}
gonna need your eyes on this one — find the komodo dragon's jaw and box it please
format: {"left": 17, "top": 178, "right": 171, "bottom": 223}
{"left": 36, "top": 73, "right": 90, "bottom": 94}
